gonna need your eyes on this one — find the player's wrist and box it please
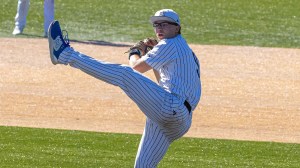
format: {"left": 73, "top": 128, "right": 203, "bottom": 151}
{"left": 128, "top": 49, "right": 141, "bottom": 60}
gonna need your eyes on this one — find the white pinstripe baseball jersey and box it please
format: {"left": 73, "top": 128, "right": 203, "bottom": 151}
{"left": 143, "top": 34, "right": 201, "bottom": 111}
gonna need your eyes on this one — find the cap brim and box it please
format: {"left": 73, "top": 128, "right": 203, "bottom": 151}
{"left": 150, "top": 16, "right": 177, "bottom": 24}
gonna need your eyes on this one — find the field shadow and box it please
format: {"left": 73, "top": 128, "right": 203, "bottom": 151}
{"left": 70, "top": 39, "right": 131, "bottom": 47}
{"left": 17, "top": 33, "right": 132, "bottom": 48}
{"left": 13, "top": 33, "right": 46, "bottom": 39}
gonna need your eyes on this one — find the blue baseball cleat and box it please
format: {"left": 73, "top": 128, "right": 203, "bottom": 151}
{"left": 48, "top": 20, "right": 70, "bottom": 65}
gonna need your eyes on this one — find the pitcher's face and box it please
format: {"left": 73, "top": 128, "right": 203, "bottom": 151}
{"left": 153, "top": 21, "right": 180, "bottom": 40}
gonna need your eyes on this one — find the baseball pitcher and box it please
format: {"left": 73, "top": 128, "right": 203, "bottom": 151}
{"left": 47, "top": 9, "right": 201, "bottom": 168}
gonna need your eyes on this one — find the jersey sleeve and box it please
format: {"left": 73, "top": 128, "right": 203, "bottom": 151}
{"left": 142, "top": 39, "right": 178, "bottom": 70}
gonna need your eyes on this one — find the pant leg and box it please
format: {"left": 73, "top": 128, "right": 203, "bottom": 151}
{"left": 15, "top": 0, "right": 30, "bottom": 29}
{"left": 134, "top": 118, "right": 170, "bottom": 168}
{"left": 43, "top": 0, "right": 54, "bottom": 33}
{"left": 59, "top": 47, "right": 193, "bottom": 166}
{"left": 59, "top": 47, "right": 177, "bottom": 125}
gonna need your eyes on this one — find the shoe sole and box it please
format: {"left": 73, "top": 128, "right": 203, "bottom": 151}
{"left": 48, "top": 21, "right": 58, "bottom": 65}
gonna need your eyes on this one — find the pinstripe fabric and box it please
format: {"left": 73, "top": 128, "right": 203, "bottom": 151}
{"left": 143, "top": 35, "right": 201, "bottom": 111}
{"left": 57, "top": 34, "right": 201, "bottom": 167}
{"left": 134, "top": 119, "right": 171, "bottom": 168}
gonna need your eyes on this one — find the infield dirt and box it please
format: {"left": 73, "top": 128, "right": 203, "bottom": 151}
{"left": 1, "top": 38, "right": 299, "bottom": 143}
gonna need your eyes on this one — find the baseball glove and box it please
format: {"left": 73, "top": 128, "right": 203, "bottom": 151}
{"left": 126, "top": 38, "right": 158, "bottom": 58}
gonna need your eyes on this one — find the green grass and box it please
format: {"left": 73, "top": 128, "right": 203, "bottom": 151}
{"left": 1, "top": 0, "right": 299, "bottom": 48}
{"left": 0, "top": 126, "right": 299, "bottom": 167}
{"left": 1, "top": 1, "right": 300, "bottom": 167}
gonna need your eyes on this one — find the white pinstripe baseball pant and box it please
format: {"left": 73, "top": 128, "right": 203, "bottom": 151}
{"left": 58, "top": 47, "right": 192, "bottom": 167}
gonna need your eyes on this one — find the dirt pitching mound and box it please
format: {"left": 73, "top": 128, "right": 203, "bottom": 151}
{"left": 1, "top": 38, "right": 299, "bottom": 143}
